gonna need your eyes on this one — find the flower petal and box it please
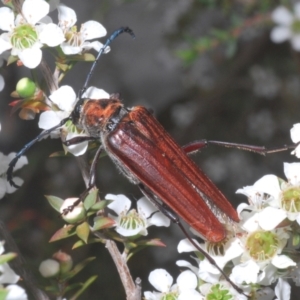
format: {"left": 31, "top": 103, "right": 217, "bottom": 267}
{"left": 177, "top": 270, "right": 197, "bottom": 290}
{"left": 177, "top": 238, "right": 200, "bottom": 253}
{"left": 63, "top": 132, "right": 88, "bottom": 156}
{"left": 274, "top": 278, "right": 291, "bottom": 300}
{"left": 106, "top": 194, "right": 131, "bottom": 215}
{"left": 272, "top": 255, "right": 296, "bottom": 269}
{"left": 284, "top": 162, "right": 300, "bottom": 185}
{"left": 0, "top": 179, "right": 7, "bottom": 199}
{"left": 6, "top": 284, "right": 28, "bottom": 300}
{"left": 294, "top": 3, "right": 300, "bottom": 19}
{"left": 0, "top": 263, "right": 19, "bottom": 284}
{"left": 0, "top": 36, "right": 12, "bottom": 54}
{"left": 253, "top": 175, "right": 281, "bottom": 199}
{"left": 272, "top": 6, "right": 293, "bottom": 26}
{"left": 39, "top": 23, "right": 65, "bottom": 46}
{"left": 38, "top": 111, "right": 62, "bottom": 130}
{"left": 80, "top": 21, "right": 107, "bottom": 40}
{"left": 290, "top": 123, "right": 300, "bottom": 143}
{"left": 0, "top": 74, "right": 4, "bottom": 92}
{"left": 291, "top": 34, "right": 300, "bottom": 51}
{"left": 82, "top": 87, "right": 109, "bottom": 99}
{"left": 258, "top": 207, "right": 286, "bottom": 230}
{"left": 49, "top": 85, "right": 77, "bottom": 111}
{"left": 270, "top": 27, "right": 291, "bottom": 43}
{"left": 60, "top": 43, "right": 81, "bottom": 55}
{"left": 18, "top": 47, "right": 42, "bottom": 69}
{"left": 22, "top": 0, "right": 50, "bottom": 25}
{"left": 58, "top": 4, "right": 77, "bottom": 28}
{"left": 0, "top": 7, "right": 14, "bottom": 31}
{"left": 137, "top": 197, "right": 156, "bottom": 218}
{"left": 7, "top": 153, "right": 28, "bottom": 171}
{"left": 6, "top": 177, "right": 23, "bottom": 193}
{"left": 178, "top": 289, "right": 202, "bottom": 300}
{"left": 148, "top": 269, "right": 173, "bottom": 293}
{"left": 230, "top": 260, "right": 260, "bottom": 284}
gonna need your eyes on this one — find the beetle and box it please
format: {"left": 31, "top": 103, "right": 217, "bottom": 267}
{"left": 7, "top": 27, "right": 295, "bottom": 296}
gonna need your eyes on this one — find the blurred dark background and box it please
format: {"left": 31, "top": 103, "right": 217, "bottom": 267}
{"left": 1, "top": 0, "right": 300, "bottom": 299}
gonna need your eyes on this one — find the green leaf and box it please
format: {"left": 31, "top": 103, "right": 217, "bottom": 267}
{"left": 66, "top": 53, "right": 95, "bottom": 62}
{"left": 61, "top": 257, "right": 96, "bottom": 281}
{"left": 126, "top": 239, "right": 166, "bottom": 260}
{"left": 72, "top": 238, "right": 103, "bottom": 249}
{"left": 0, "top": 253, "right": 17, "bottom": 265}
{"left": 55, "top": 62, "right": 70, "bottom": 72}
{"left": 176, "top": 49, "right": 198, "bottom": 65}
{"left": 92, "top": 216, "right": 115, "bottom": 231}
{"left": 293, "top": 233, "right": 300, "bottom": 247}
{"left": 7, "top": 55, "right": 18, "bottom": 66}
{"left": 83, "top": 188, "right": 98, "bottom": 211}
{"left": 69, "top": 275, "right": 98, "bottom": 300}
{"left": 49, "top": 225, "right": 76, "bottom": 242}
{"left": 76, "top": 222, "right": 90, "bottom": 244}
{"left": 45, "top": 195, "right": 64, "bottom": 212}
{"left": 90, "top": 200, "right": 112, "bottom": 211}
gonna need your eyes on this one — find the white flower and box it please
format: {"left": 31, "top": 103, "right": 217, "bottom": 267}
{"left": 39, "top": 259, "right": 60, "bottom": 278}
{"left": 106, "top": 194, "right": 170, "bottom": 237}
{"left": 0, "top": 242, "right": 20, "bottom": 284}
{"left": 6, "top": 284, "right": 28, "bottom": 300}
{"left": 290, "top": 123, "right": 300, "bottom": 157}
{"left": 57, "top": 4, "right": 107, "bottom": 55}
{"left": 177, "top": 238, "right": 244, "bottom": 284}
{"left": 0, "top": 0, "right": 65, "bottom": 68}
{"left": 0, "top": 74, "right": 4, "bottom": 92}
{"left": 238, "top": 163, "right": 300, "bottom": 227}
{"left": 0, "top": 152, "right": 28, "bottom": 199}
{"left": 0, "top": 263, "right": 20, "bottom": 284}
{"left": 270, "top": 4, "right": 300, "bottom": 51}
{"left": 274, "top": 278, "right": 291, "bottom": 300}
{"left": 144, "top": 269, "right": 202, "bottom": 300}
{"left": 38, "top": 86, "right": 109, "bottom": 156}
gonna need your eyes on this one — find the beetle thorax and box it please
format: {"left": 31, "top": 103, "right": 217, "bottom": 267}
{"left": 78, "top": 98, "right": 124, "bottom": 137}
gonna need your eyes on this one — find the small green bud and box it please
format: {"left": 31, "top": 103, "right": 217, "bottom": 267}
{"left": 16, "top": 77, "right": 36, "bottom": 98}
{"left": 53, "top": 250, "right": 73, "bottom": 274}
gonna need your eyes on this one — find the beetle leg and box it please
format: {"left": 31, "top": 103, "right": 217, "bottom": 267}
{"left": 63, "top": 136, "right": 97, "bottom": 146}
{"left": 138, "top": 183, "right": 249, "bottom": 297}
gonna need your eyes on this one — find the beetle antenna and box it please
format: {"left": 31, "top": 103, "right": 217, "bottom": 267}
{"left": 78, "top": 27, "right": 135, "bottom": 101}
{"left": 7, "top": 116, "right": 71, "bottom": 188}
{"left": 7, "top": 27, "right": 135, "bottom": 188}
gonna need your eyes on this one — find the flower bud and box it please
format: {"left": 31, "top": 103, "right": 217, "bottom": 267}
{"left": 39, "top": 259, "right": 60, "bottom": 278}
{"left": 60, "top": 198, "right": 86, "bottom": 224}
{"left": 52, "top": 250, "right": 73, "bottom": 274}
{"left": 16, "top": 77, "right": 36, "bottom": 98}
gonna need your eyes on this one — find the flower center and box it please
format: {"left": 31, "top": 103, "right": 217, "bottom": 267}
{"left": 118, "top": 210, "right": 146, "bottom": 231}
{"left": 280, "top": 187, "right": 300, "bottom": 213}
{"left": 65, "top": 26, "right": 83, "bottom": 47}
{"left": 206, "top": 284, "right": 233, "bottom": 300}
{"left": 292, "top": 20, "right": 300, "bottom": 34}
{"left": 11, "top": 24, "right": 38, "bottom": 49}
{"left": 161, "top": 293, "right": 178, "bottom": 300}
{"left": 246, "top": 230, "right": 279, "bottom": 261}
{"left": 206, "top": 239, "right": 228, "bottom": 256}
